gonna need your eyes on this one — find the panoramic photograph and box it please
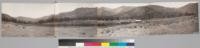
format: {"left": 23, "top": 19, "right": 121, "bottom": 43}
{"left": 96, "top": 2, "right": 199, "bottom": 37}
{"left": 1, "top": 3, "right": 56, "bottom": 37}
{"left": 56, "top": 2, "right": 199, "bottom": 37}
{"left": 1, "top": 2, "right": 199, "bottom": 37}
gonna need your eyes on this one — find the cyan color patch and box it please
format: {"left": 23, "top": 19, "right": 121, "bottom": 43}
{"left": 118, "top": 42, "right": 127, "bottom": 46}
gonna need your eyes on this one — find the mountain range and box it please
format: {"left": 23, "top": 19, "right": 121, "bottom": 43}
{"left": 2, "top": 3, "right": 198, "bottom": 26}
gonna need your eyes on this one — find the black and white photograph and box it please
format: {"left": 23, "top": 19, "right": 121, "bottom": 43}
{"left": 96, "top": 2, "right": 199, "bottom": 37}
{"left": 1, "top": 3, "right": 56, "bottom": 37}
{"left": 1, "top": 2, "right": 199, "bottom": 37}
{"left": 55, "top": 2, "right": 199, "bottom": 37}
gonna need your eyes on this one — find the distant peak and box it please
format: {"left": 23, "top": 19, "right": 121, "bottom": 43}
{"left": 143, "top": 5, "right": 165, "bottom": 8}
{"left": 181, "top": 3, "right": 198, "bottom": 8}
{"left": 119, "top": 6, "right": 134, "bottom": 8}
{"left": 75, "top": 7, "right": 97, "bottom": 10}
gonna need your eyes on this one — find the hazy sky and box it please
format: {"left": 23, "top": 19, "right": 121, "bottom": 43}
{"left": 2, "top": 2, "right": 195, "bottom": 18}
{"left": 2, "top": 3, "right": 55, "bottom": 18}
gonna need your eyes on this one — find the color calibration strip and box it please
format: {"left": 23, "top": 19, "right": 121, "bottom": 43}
{"left": 59, "top": 39, "right": 134, "bottom": 47}
{"left": 75, "top": 42, "right": 134, "bottom": 47}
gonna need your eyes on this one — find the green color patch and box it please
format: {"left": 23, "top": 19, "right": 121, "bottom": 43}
{"left": 110, "top": 42, "right": 118, "bottom": 46}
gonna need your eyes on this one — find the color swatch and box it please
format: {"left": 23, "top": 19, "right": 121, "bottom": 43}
{"left": 76, "top": 42, "right": 84, "bottom": 47}
{"left": 75, "top": 42, "right": 134, "bottom": 46}
{"left": 84, "top": 42, "right": 101, "bottom": 46}
{"left": 59, "top": 39, "right": 135, "bottom": 47}
{"left": 101, "top": 42, "right": 110, "bottom": 46}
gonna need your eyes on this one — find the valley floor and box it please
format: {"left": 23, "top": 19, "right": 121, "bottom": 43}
{"left": 97, "top": 16, "right": 199, "bottom": 37}
{"left": 1, "top": 16, "right": 199, "bottom": 37}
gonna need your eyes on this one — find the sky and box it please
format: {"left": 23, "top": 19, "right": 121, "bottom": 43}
{"left": 2, "top": 2, "right": 196, "bottom": 18}
{"left": 2, "top": 3, "right": 55, "bottom": 18}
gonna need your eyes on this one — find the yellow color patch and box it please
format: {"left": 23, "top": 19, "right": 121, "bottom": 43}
{"left": 101, "top": 42, "right": 110, "bottom": 46}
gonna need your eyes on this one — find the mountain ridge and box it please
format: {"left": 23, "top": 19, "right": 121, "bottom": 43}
{"left": 2, "top": 3, "right": 198, "bottom": 26}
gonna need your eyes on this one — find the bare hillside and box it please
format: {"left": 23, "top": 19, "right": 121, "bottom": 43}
{"left": 97, "top": 16, "right": 198, "bottom": 37}
{"left": 1, "top": 3, "right": 198, "bottom": 37}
